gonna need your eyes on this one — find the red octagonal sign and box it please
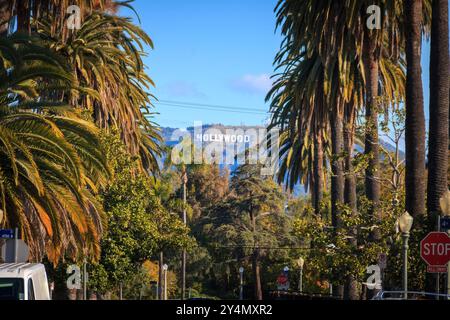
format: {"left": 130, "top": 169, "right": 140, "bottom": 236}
{"left": 420, "top": 232, "right": 450, "bottom": 267}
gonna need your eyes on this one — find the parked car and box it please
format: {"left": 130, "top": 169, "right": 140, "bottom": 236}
{"left": 0, "top": 263, "right": 50, "bottom": 300}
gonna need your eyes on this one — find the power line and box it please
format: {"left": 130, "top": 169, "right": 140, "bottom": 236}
{"left": 156, "top": 102, "right": 266, "bottom": 115}
{"left": 154, "top": 100, "right": 272, "bottom": 115}
{"left": 158, "top": 99, "right": 268, "bottom": 113}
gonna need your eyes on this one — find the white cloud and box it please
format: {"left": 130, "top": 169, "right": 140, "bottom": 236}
{"left": 231, "top": 74, "right": 273, "bottom": 94}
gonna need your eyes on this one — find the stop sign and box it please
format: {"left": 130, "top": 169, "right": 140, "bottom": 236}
{"left": 420, "top": 232, "right": 450, "bottom": 266}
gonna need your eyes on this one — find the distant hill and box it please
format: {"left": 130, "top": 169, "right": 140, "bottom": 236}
{"left": 160, "top": 124, "right": 404, "bottom": 196}
{"left": 161, "top": 124, "right": 404, "bottom": 157}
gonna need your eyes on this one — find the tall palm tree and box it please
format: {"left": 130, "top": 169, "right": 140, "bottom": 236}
{"left": 0, "top": 34, "right": 109, "bottom": 263}
{"left": 35, "top": 12, "right": 162, "bottom": 172}
{"left": 404, "top": 0, "right": 427, "bottom": 218}
{"left": 271, "top": 0, "right": 407, "bottom": 299}
{"left": 0, "top": 0, "right": 160, "bottom": 172}
{"left": 267, "top": 49, "right": 329, "bottom": 215}
{"left": 427, "top": 0, "right": 449, "bottom": 219}
{"left": 424, "top": 0, "right": 449, "bottom": 294}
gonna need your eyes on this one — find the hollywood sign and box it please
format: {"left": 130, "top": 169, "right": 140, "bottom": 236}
{"left": 170, "top": 122, "right": 280, "bottom": 176}
{"left": 195, "top": 134, "right": 252, "bottom": 143}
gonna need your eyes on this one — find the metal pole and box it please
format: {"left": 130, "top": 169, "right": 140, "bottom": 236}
{"left": 402, "top": 232, "right": 409, "bottom": 300}
{"left": 158, "top": 252, "right": 163, "bottom": 300}
{"left": 437, "top": 215, "right": 441, "bottom": 298}
{"left": 181, "top": 170, "right": 187, "bottom": 300}
{"left": 299, "top": 267, "right": 303, "bottom": 293}
{"left": 14, "top": 227, "right": 18, "bottom": 263}
{"left": 83, "top": 261, "right": 87, "bottom": 300}
{"left": 119, "top": 282, "right": 123, "bottom": 300}
{"left": 447, "top": 227, "right": 450, "bottom": 299}
{"left": 239, "top": 271, "right": 244, "bottom": 300}
{"left": 164, "top": 269, "right": 168, "bottom": 300}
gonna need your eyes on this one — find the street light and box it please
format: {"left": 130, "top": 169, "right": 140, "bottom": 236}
{"left": 163, "top": 264, "right": 168, "bottom": 300}
{"left": 239, "top": 267, "right": 244, "bottom": 300}
{"left": 397, "top": 211, "right": 413, "bottom": 299}
{"left": 296, "top": 257, "right": 305, "bottom": 293}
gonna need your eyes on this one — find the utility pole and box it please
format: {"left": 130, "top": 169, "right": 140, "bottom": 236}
{"left": 163, "top": 264, "right": 168, "bottom": 300}
{"left": 181, "top": 168, "right": 188, "bottom": 300}
{"left": 83, "top": 260, "right": 87, "bottom": 300}
{"left": 239, "top": 267, "right": 244, "bottom": 300}
{"left": 158, "top": 251, "right": 164, "bottom": 300}
{"left": 14, "top": 227, "right": 18, "bottom": 263}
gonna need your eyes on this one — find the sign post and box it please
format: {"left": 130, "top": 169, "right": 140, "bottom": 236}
{"left": 14, "top": 228, "right": 18, "bottom": 263}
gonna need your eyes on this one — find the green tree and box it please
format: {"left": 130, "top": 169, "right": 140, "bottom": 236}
{"left": 87, "top": 133, "right": 191, "bottom": 297}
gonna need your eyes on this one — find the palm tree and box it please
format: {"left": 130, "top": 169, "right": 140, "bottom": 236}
{"left": 0, "top": 1, "right": 160, "bottom": 172}
{"left": 0, "top": 34, "right": 109, "bottom": 263}
{"left": 0, "top": 0, "right": 119, "bottom": 33}
{"left": 404, "top": 0, "right": 427, "bottom": 218}
{"left": 35, "top": 12, "right": 162, "bottom": 172}
{"left": 272, "top": 1, "right": 371, "bottom": 237}
{"left": 267, "top": 49, "right": 329, "bottom": 215}
{"left": 270, "top": 0, "right": 407, "bottom": 299}
{"left": 427, "top": 0, "right": 449, "bottom": 219}
{"left": 424, "top": 0, "right": 449, "bottom": 294}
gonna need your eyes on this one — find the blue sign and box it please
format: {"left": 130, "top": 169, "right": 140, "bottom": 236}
{"left": 0, "top": 229, "right": 14, "bottom": 239}
{"left": 441, "top": 217, "right": 450, "bottom": 231}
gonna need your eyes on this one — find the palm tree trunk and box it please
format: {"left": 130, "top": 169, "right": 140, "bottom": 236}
{"left": 16, "top": 0, "right": 30, "bottom": 33}
{"left": 405, "top": 0, "right": 426, "bottom": 218}
{"left": 158, "top": 251, "right": 164, "bottom": 300}
{"left": 343, "top": 109, "right": 359, "bottom": 300}
{"left": 330, "top": 108, "right": 345, "bottom": 230}
{"left": 363, "top": 34, "right": 381, "bottom": 240}
{"left": 427, "top": 0, "right": 449, "bottom": 220}
{"left": 313, "top": 133, "right": 324, "bottom": 215}
{"left": 344, "top": 111, "right": 357, "bottom": 214}
{"left": 0, "top": 0, "right": 11, "bottom": 36}
{"left": 425, "top": 0, "right": 449, "bottom": 293}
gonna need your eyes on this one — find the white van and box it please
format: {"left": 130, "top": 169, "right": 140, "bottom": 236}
{"left": 0, "top": 263, "right": 50, "bottom": 300}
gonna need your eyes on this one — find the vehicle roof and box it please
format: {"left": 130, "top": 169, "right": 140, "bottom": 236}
{"left": 0, "top": 263, "right": 45, "bottom": 278}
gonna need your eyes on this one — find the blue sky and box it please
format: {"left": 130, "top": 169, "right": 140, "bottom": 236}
{"left": 123, "top": 1, "right": 433, "bottom": 132}
{"left": 123, "top": 0, "right": 282, "bottom": 128}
